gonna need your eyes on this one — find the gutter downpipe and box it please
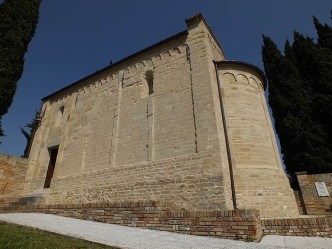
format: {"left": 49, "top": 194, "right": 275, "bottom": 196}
{"left": 213, "top": 60, "right": 237, "bottom": 209}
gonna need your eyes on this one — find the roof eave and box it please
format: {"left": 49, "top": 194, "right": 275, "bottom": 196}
{"left": 42, "top": 30, "right": 188, "bottom": 102}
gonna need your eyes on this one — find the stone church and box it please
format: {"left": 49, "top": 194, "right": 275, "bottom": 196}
{"left": 8, "top": 14, "right": 300, "bottom": 218}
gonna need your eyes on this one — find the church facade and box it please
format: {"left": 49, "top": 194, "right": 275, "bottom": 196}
{"left": 23, "top": 14, "right": 298, "bottom": 218}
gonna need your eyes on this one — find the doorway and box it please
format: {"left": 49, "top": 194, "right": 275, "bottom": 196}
{"left": 44, "top": 147, "right": 59, "bottom": 188}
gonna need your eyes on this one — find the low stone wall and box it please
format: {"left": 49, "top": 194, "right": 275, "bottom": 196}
{"left": 296, "top": 172, "right": 332, "bottom": 215}
{"left": 0, "top": 154, "right": 28, "bottom": 206}
{"left": 262, "top": 217, "right": 332, "bottom": 237}
{"left": 0, "top": 201, "right": 262, "bottom": 241}
{"left": 1, "top": 201, "right": 332, "bottom": 240}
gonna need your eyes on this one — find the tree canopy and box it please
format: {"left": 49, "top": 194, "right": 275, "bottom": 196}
{"left": 262, "top": 15, "right": 332, "bottom": 174}
{"left": 0, "top": 0, "right": 41, "bottom": 137}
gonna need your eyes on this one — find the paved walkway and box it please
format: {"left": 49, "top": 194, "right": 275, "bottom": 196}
{"left": 0, "top": 213, "right": 331, "bottom": 249}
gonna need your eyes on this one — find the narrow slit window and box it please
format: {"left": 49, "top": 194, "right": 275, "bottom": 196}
{"left": 146, "top": 70, "right": 154, "bottom": 95}
{"left": 59, "top": 105, "right": 65, "bottom": 114}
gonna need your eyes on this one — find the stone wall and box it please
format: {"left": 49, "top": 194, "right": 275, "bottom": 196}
{"left": 24, "top": 15, "right": 233, "bottom": 212}
{"left": 0, "top": 154, "right": 28, "bottom": 205}
{"left": 47, "top": 152, "right": 231, "bottom": 210}
{"left": 296, "top": 172, "right": 332, "bottom": 215}
{"left": 217, "top": 63, "right": 299, "bottom": 218}
{"left": 262, "top": 217, "right": 332, "bottom": 237}
{"left": 22, "top": 14, "right": 298, "bottom": 218}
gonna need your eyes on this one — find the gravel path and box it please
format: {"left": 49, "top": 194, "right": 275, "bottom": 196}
{"left": 0, "top": 213, "right": 331, "bottom": 249}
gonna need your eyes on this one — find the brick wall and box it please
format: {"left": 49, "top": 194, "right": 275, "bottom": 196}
{"left": 1, "top": 201, "right": 331, "bottom": 240}
{"left": 296, "top": 172, "right": 332, "bottom": 215}
{"left": 262, "top": 217, "right": 332, "bottom": 237}
{"left": 0, "top": 201, "right": 262, "bottom": 241}
{"left": 0, "top": 154, "right": 28, "bottom": 205}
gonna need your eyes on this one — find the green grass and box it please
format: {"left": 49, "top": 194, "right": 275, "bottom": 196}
{"left": 0, "top": 221, "right": 119, "bottom": 249}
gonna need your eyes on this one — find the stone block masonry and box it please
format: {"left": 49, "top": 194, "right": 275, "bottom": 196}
{"left": 47, "top": 152, "right": 231, "bottom": 211}
{"left": 0, "top": 154, "right": 28, "bottom": 205}
{"left": 2, "top": 14, "right": 328, "bottom": 242}
{"left": 20, "top": 13, "right": 299, "bottom": 219}
{"left": 216, "top": 62, "right": 299, "bottom": 218}
{"left": 24, "top": 14, "right": 234, "bottom": 214}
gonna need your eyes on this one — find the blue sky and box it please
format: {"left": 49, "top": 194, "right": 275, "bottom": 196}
{"left": 0, "top": 0, "right": 331, "bottom": 156}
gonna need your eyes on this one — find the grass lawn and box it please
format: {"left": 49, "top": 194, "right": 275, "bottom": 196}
{"left": 0, "top": 221, "right": 119, "bottom": 249}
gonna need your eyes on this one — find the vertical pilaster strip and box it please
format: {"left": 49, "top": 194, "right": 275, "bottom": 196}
{"left": 147, "top": 98, "right": 154, "bottom": 161}
{"left": 55, "top": 93, "right": 77, "bottom": 178}
{"left": 110, "top": 74, "right": 122, "bottom": 167}
{"left": 184, "top": 44, "right": 198, "bottom": 153}
{"left": 78, "top": 148, "right": 85, "bottom": 173}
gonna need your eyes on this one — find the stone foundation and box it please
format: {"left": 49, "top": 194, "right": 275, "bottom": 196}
{"left": 39, "top": 152, "right": 231, "bottom": 211}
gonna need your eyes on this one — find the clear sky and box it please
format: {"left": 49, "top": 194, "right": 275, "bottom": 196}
{"left": 0, "top": 0, "right": 331, "bottom": 156}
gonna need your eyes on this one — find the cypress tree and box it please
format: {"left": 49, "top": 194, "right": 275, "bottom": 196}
{"left": 314, "top": 16, "right": 332, "bottom": 49}
{"left": 311, "top": 18, "right": 332, "bottom": 143}
{"left": 0, "top": 0, "right": 41, "bottom": 137}
{"left": 20, "top": 110, "right": 40, "bottom": 158}
{"left": 262, "top": 15, "right": 332, "bottom": 175}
